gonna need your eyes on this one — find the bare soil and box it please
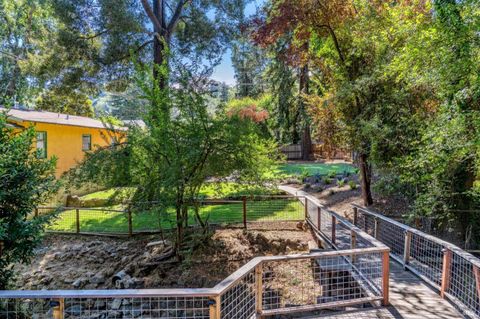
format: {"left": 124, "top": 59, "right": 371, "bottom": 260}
{"left": 14, "top": 223, "right": 314, "bottom": 290}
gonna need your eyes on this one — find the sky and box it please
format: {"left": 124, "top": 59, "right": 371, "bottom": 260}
{"left": 210, "top": 1, "right": 264, "bottom": 86}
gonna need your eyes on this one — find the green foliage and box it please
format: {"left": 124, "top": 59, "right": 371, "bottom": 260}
{"left": 0, "top": 112, "right": 58, "bottom": 289}
{"left": 68, "top": 62, "right": 279, "bottom": 251}
{"left": 35, "top": 88, "right": 94, "bottom": 117}
{"left": 337, "top": 179, "right": 345, "bottom": 188}
{"left": 322, "top": 177, "right": 332, "bottom": 185}
{"left": 348, "top": 181, "right": 357, "bottom": 190}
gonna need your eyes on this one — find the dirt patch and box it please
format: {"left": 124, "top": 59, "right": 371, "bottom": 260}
{"left": 14, "top": 223, "right": 313, "bottom": 290}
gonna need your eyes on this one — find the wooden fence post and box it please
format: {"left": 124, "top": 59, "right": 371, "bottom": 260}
{"left": 255, "top": 263, "right": 263, "bottom": 316}
{"left": 403, "top": 230, "right": 412, "bottom": 269}
{"left": 374, "top": 217, "right": 379, "bottom": 239}
{"left": 242, "top": 196, "right": 247, "bottom": 229}
{"left": 51, "top": 298, "right": 64, "bottom": 319}
{"left": 317, "top": 207, "right": 321, "bottom": 230}
{"left": 382, "top": 251, "right": 390, "bottom": 306}
{"left": 331, "top": 216, "right": 336, "bottom": 245}
{"left": 353, "top": 207, "right": 358, "bottom": 226}
{"left": 440, "top": 248, "right": 453, "bottom": 298}
{"left": 473, "top": 265, "right": 480, "bottom": 303}
{"left": 304, "top": 198, "right": 308, "bottom": 220}
{"left": 209, "top": 295, "right": 221, "bottom": 319}
{"left": 128, "top": 209, "right": 133, "bottom": 237}
{"left": 34, "top": 208, "right": 39, "bottom": 218}
{"left": 75, "top": 209, "right": 80, "bottom": 234}
{"left": 351, "top": 230, "right": 357, "bottom": 263}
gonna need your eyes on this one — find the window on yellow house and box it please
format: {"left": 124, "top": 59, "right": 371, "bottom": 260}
{"left": 82, "top": 134, "right": 92, "bottom": 151}
{"left": 36, "top": 132, "right": 47, "bottom": 159}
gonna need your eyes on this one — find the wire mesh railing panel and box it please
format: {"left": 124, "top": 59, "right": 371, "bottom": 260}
{"left": 447, "top": 253, "right": 480, "bottom": 318}
{"left": 320, "top": 209, "right": 333, "bottom": 242}
{"left": 0, "top": 298, "right": 53, "bottom": 319}
{"left": 334, "top": 222, "right": 352, "bottom": 250}
{"left": 47, "top": 209, "right": 129, "bottom": 234}
{"left": 306, "top": 199, "right": 319, "bottom": 228}
{"left": 261, "top": 252, "right": 384, "bottom": 313}
{"left": 63, "top": 297, "right": 211, "bottom": 319}
{"left": 409, "top": 233, "right": 444, "bottom": 286}
{"left": 220, "top": 269, "right": 256, "bottom": 319}
{"left": 376, "top": 220, "right": 405, "bottom": 260}
{"left": 46, "top": 209, "right": 76, "bottom": 233}
{"left": 246, "top": 198, "right": 303, "bottom": 222}
{"left": 0, "top": 297, "right": 211, "bottom": 319}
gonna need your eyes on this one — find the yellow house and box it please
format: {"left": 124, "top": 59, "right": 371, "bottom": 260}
{"left": 3, "top": 108, "right": 126, "bottom": 177}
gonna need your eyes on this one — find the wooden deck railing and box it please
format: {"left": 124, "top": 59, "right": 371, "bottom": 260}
{"left": 0, "top": 194, "right": 390, "bottom": 319}
{"left": 352, "top": 204, "right": 480, "bottom": 319}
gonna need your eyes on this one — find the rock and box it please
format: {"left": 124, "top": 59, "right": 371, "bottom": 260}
{"left": 146, "top": 240, "right": 169, "bottom": 248}
{"left": 111, "top": 299, "right": 122, "bottom": 310}
{"left": 66, "top": 305, "right": 83, "bottom": 316}
{"left": 90, "top": 272, "right": 106, "bottom": 284}
{"left": 94, "top": 299, "right": 106, "bottom": 309}
{"left": 72, "top": 277, "right": 88, "bottom": 289}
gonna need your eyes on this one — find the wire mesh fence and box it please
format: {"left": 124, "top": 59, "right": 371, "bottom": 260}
{"left": 39, "top": 196, "right": 305, "bottom": 235}
{"left": 352, "top": 204, "right": 480, "bottom": 319}
{"left": 261, "top": 250, "right": 385, "bottom": 316}
{"left": 0, "top": 295, "right": 212, "bottom": 319}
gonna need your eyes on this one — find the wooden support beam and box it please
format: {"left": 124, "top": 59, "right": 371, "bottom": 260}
{"left": 473, "top": 265, "right": 480, "bottom": 303}
{"left": 304, "top": 198, "right": 308, "bottom": 220}
{"left": 128, "top": 210, "right": 133, "bottom": 237}
{"left": 382, "top": 251, "right": 390, "bottom": 306}
{"left": 331, "top": 216, "right": 336, "bottom": 244}
{"left": 255, "top": 263, "right": 263, "bottom": 315}
{"left": 317, "top": 206, "right": 321, "bottom": 230}
{"left": 440, "top": 248, "right": 453, "bottom": 298}
{"left": 403, "top": 230, "right": 412, "bottom": 268}
{"left": 351, "top": 230, "right": 357, "bottom": 263}
{"left": 52, "top": 298, "right": 64, "bottom": 319}
{"left": 353, "top": 207, "right": 358, "bottom": 226}
{"left": 75, "top": 209, "right": 80, "bottom": 234}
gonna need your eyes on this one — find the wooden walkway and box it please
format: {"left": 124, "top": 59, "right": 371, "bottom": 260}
{"left": 308, "top": 260, "right": 463, "bottom": 319}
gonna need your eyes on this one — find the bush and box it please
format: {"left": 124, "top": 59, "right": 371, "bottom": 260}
{"left": 337, "top": 179, "right": 346, "bottom": 187}
{"left": 322, "top": 177, "right": 332, "bottom": 184}
{"left": 328, "top": 170, "right": 337, "bottom": 179}
{"left": 349, "top": 180, "right": 358, "bottom": 190}
{"left": 0, "top": 113, "right": 58, "bottom": 289}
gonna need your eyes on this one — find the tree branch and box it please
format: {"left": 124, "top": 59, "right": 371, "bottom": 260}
{"left": 167, "top": 0, "right": 189, "bottom": 33}
{"left": 140, "top": 0, "right": 165, "bottom": 32}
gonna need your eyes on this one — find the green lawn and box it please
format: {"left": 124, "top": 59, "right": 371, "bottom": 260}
{"left": 274, "top": 162, "right": 356, "bottom": 177}
{"left": 47, "top": 199, "right": 303, "bottom": 233}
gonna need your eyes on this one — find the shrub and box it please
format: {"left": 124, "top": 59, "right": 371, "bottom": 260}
{"left": 337, "top": 179, "right": 346, "bottom": 187}
{"left": 0, "top": 113, "right": 58, "bottom": 289}
{"left": 322, "top": 177, "right": 332, "bottom": 184}
{"left": 328, "top": 170, "right": 337, "bottom": 179}
{"left": 349, "top": 180, "right": 358, "bottom": 190}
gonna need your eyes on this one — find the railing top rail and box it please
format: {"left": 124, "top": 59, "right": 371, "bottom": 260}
{"left": 351, "top": 203, "right": 480, "bottom": 268}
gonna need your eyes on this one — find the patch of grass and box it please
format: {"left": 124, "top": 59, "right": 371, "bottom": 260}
{"left": 80, "top": 187, "right": 135, "bottom": 201}
{"left": 274, "top": 163, "right": 355, "bottom": 178}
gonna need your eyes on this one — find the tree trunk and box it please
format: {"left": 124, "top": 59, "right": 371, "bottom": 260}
{"left": 359, "top": 153, "right": 373, "bottom": 206}
{"left": 153, "top": 0, "right": 168, "bottom": 89}
{"left": 299, "top": 63, "right": 311, "bottom": 160}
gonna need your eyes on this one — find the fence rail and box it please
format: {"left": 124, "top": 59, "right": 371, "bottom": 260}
{"left": 352, "top": 204, "right": 480, "bottom": 319}
{"left": 1, "top": 194, "right": 389, "bottom": 319}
